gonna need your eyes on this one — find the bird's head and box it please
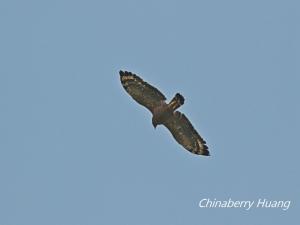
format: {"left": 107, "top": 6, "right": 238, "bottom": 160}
{"left": 152, "top": 117, "right": 158, "bottom": 129}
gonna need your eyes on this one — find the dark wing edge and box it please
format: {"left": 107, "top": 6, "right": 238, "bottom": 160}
{"left": 120, "top": 70, "right": 166, "bottom": 113}
{"left": 163, "top": 111, "right": 210, "bottom": 156}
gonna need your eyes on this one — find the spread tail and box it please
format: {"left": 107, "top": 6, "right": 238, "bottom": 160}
{"left": 168, "top": 93, "right": 184, "bottom": 111}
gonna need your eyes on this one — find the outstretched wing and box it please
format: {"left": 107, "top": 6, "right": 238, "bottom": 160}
{"left": 120, "top": 70, "right": 166, "bottom": 113}
{"left": 163, "top": 111, "right": 209, "bottom": 156}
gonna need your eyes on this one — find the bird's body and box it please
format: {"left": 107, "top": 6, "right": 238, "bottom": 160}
{"left": 120, "top": 70, "right": 210, "bottom": 156}
{"left": 152, "top": 93, "right": 184, "bottom": 127}
{"left": 152, "top": 101, "right": 171, "bottom": 125}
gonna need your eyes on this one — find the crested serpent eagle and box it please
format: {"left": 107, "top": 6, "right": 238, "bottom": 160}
{"left": 120, "top": 70, "right": 210, "bottom": 156}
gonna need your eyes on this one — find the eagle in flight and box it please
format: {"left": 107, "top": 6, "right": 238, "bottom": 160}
{"left": 120, "top": 71, "right": 209, "bottom": 156}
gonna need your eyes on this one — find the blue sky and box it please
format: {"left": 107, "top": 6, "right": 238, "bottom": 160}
{"left": 1, "top": 0, "right": 299, "bottom": 224}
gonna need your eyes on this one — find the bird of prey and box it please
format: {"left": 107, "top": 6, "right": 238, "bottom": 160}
{"left": 120, "top": 70, "right": 209, "bottom": 156}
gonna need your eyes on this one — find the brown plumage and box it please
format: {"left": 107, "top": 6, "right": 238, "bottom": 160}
{"left": 120, "top": 70, "right": 209, "bottom": 156}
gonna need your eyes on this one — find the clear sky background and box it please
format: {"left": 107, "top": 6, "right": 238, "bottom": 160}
{"left": 1, "top": 0, "right": 299, "bottom": 224}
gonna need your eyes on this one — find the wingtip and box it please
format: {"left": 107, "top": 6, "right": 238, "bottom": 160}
{"left": 201, "top": 144, "right": 210, "bottom": 156}
{"left": 119, "top": 70, "right": 133, "bottom": 76}
{"left": 202, "top": 150, "right": 210, "bottom": 156}
{"left": 193, "top": 140, "right": 210, "bottom": 156}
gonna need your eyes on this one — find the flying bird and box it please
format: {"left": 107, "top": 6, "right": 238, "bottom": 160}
{"left": 120, "top": 70, "right": 209, "bottom": 156}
